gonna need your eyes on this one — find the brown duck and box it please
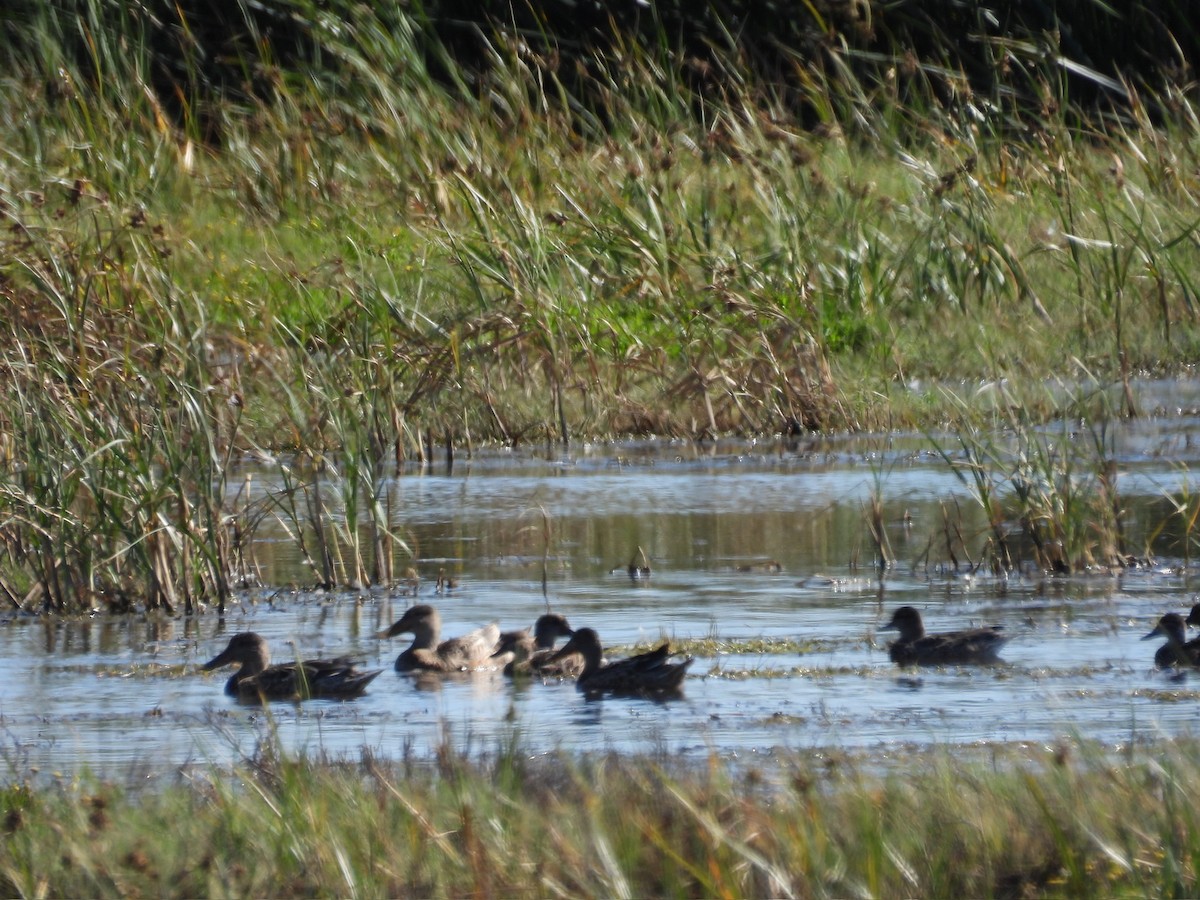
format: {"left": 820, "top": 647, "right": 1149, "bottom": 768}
{"left": 546, "top": 627, "right": 692, "bottom": 697}
{"left": 202, "top": 632, "right": 381, "bottom": 701}
{"left": 1143, "top": 612, "right": 1200, "bottom": 669}
{"left": 381, "top": 604, "right": 501, "bottom": 672}
{"left": 493, "top": 613, "right": 582, "bottom": 677}
{"left": 880, "top": 606, "right": 1008, "bottom": 667}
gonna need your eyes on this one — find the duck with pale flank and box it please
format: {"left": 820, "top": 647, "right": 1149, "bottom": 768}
{"left": 381, "top": 604, "right": 501, "bottom": 672}
{"left": 879, "top": 606, "right": 1008, "bottom": 667}
{"left": 545, "top": 627, "right": 692, "bottom": 697}
{"left": 493, "top": 613, "right": 582, "bottom": 677}
{"left": 1143, "top": 612, "right": 1200, "bottom": 669}
{"left": 203, "top": 632, "right": 381, "bottom": 701}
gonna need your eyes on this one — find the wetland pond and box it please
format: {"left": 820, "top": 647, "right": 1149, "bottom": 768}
{"left": 5, "top": 382, "right": 1200, "bottom": 780}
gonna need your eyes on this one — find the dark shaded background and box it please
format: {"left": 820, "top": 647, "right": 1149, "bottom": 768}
{"left": 4, "top": 1, "right": 1195, "bottom": 124}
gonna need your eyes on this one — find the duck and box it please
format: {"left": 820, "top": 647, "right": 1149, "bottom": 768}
{"left": 879, "top": 606, "right": 1008, "bottom": 667}
{"left": 1142, "top": 612, "right": 1200, "bottom": 668}
{"left": 492, "top": 613, "right": 582, "bottom": 677}
{"left": 202, "top": 632, "right": 381, "bottom": 701}
{"left": 545, "top": 627, "right": 692, "bottom": 697}
{"left": 380, "top": 604, "right": 500, "bottom": 672}
{"left": 622, "top": 546, "right": 652, "bottom": 580}
{"left": 734, "top": 559, "right": 783, "bottom": 574}
{"left": 434, "top": 568, "right": 459, "bottom": 593}
{"left": 399, "top": 567, "right": 420, "bottom": 596}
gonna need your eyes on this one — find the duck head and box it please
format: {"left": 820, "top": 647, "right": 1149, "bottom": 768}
{"left": 880, "top": 606, "right": 926, "bottom": 643}
{"left": 380, "top": 604, "right": 441, "bottom": 648}
{"left": 203, "top": 632, "right": 271, "bottom": 676}
{"left": 533, "top": 613, "right": 574, "bottom": 649}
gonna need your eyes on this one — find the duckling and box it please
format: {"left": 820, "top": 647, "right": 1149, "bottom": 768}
{"left": 381, "top": 604, "right": 500, "bottom": 672}
{"left": 202, "top": 632, "right": 381, "bottom": 701}
{"left": 545, "top": 627, "right": 692, "bottom": 697}
{"left": 879, "top": 606, "right": 1008, "bottom": 667}
{"left": 1142, "top": 612, "right": 1200, "bottom": 669}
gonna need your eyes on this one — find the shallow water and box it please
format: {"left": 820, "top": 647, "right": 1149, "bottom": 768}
{"left": 4, "top": 401, "right": 1200, "bottom": 780}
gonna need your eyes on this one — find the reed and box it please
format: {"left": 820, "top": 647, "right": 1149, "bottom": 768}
{"left": 0, "top": 206, "right": 240, "bottom": 612}
{"left": 925, "top": 375, "right": 1150, "bottom": 575}
{"left": 3, "top": 3, "right": 1200, "bottom": 606}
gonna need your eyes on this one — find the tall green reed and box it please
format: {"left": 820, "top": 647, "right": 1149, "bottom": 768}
{"left": 0, "top": 204, "right": 239, "bottom": 611}
{"left": 934, "top": 380, "right": 1131, "bottom": 574}
{"left": 4, "top": 1, "right": 1200, "bottom": 611}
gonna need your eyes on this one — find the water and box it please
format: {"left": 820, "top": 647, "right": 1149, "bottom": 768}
{"left": 4, "top": 405, "right": 1200, "bottom": 780}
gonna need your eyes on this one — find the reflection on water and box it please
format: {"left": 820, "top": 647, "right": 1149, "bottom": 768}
{"left": 3, "top": 411, "right": 1200, "bottom": 778}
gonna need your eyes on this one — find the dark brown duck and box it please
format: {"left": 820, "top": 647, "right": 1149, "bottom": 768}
{"left": 880, "top": 606, "right": 1008, "bottom": 667}
{"left": 1143, "top": 612, "right": 1200, "bottom": 669}
{"left": 546, "top": 627, "right": 692, "bottom": 697}
{"left": 203, "top": 632, "right": 381, "bottom": 701}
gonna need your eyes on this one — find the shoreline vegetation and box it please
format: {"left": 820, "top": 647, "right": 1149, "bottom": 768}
{"left": 1, "top": 1, "right": 1199, "bottom": 608}
{"left": 2, "top": 735, "right": 1199, "bottom": 897}
{"left": 3, "top": 7, "right": 1200, "bottom": 895}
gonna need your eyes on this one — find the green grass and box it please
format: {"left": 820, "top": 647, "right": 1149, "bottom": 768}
{"left": 5, "top": 10, "right": 1199, "bottom": 445}
{"left": 2, "top": 4, "right": 1200, "bottom": 603}
{"left": 3, "top": 736, "right": 1200, "bottom": 897}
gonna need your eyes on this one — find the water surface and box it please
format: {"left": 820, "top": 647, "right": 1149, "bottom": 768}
{"left": 4, "top": 403, "right": 1200, "bottom": 779}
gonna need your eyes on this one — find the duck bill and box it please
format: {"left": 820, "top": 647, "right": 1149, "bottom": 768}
{"left": 1141, "top": 626, "right": 1165, "bottom": 641}
{"left": 379, "top": 619, "right": 410, "bottom": 639}
{"left": 546, "top": 633, "right": 580, "bottom": 663}
{"left": 202, "top": 647, "right": 235, "bottom": 671}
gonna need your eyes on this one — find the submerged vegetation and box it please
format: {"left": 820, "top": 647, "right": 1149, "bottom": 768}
{"left": 3, "top": 736, "right": 1200, "bottom": 897}
{"left": 1, "top": 1, "right": 1200, "bottom": 606}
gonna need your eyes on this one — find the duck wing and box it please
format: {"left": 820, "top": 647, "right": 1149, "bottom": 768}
{"left": 437, "top": 622, "right": 501, "bottom": 670}
{"left": 241, "top": 657, "right": 381, "bottom": 699}
{"left": 623, "top": 642, "right": 673, "bottom": 672}
{"left": 301, "top": 657, "right": 383, "bottom": 696}
{"left": 890, "top": 627, "right": 1008, "bottom": 666}
{"left": 580, "top": 642, "right": 693, "bottom": 696}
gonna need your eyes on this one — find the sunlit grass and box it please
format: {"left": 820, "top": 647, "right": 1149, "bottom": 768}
{"left": 2, "top": 3, "right": 1200, "bottom": 605}
{"left": 3, "top": 735, "right": 1200, "bottom": 897}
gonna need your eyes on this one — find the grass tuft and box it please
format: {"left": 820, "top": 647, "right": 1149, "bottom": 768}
{"left": 3, "top": 737, "right": 1200, "bottom": 896}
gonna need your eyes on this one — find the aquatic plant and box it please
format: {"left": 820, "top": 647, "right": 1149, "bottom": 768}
{"left": 0, "top": 209, "right": 241, "bottom": 612}
{"left": 931, "top": 380, "right": 1138, "bottom": 575}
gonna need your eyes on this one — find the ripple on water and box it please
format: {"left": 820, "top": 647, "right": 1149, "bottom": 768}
{"left": 3, "top": 429, "right": 1200, "bottom": 777}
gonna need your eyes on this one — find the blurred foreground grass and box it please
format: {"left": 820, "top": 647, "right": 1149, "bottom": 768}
{"left": 1, "top": 736, "right": 1196, "bottom": 897}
